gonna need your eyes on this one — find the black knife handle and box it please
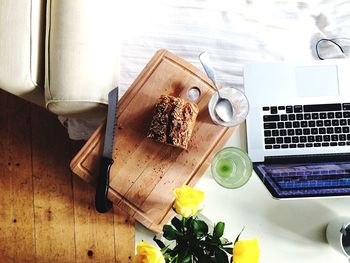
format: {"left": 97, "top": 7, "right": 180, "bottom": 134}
{"left": 95, "top": 156, "right": 113, "bottom": 213}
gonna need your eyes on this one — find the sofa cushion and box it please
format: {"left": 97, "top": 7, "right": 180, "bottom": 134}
{"left": 45, "top": 0, "right": 120, "bottom": 120}
{"left": 0, "top": 0, "right": 46, "bottom": 106}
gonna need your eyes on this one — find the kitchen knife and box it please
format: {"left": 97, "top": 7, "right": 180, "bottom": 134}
{"left": 95, "top": 87, "right": 119, "bottom": 213}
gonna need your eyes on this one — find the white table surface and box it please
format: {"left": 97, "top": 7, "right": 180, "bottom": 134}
{"left": 135, "top": 124, "right": 350, "bottom": 263}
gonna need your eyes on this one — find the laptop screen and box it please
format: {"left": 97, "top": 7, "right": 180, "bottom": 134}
{"left": 254, "top": 161, "right": 350, "bottom": 198}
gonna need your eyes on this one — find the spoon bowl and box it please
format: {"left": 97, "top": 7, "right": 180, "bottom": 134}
{"left": 208, "top": 87, "right": 249, "bottom": 127}
{"left": 216, "top": 99, "right": 234, "bottom": 123}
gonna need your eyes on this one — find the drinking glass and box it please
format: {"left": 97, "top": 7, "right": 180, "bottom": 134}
{"left": 326, "top": 216, "right": 350, "bottom": 260}
{"left": 208, "top": 87, "right": 249, "bottom": 127}
{"left": 211, "top": 147, "right": 252, "bottom": 189}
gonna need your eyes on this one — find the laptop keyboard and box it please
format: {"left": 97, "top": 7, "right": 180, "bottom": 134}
{"left": 263, "top": 103, "right": 350, "bottom": 150}
{"left": 254, "top": 162, "right": 350, "bottom": 198}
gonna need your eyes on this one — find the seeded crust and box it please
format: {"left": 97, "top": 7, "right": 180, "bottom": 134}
{"left": 147, "top": 95, "right": 199, "bottom": 150}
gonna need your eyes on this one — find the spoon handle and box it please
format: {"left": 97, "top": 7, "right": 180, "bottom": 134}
{"left": 199, "top": 52, "right": 218, "bottom": 88}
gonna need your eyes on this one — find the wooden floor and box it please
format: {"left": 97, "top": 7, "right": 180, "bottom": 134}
{"left": 0, "top": 90, "right": 134, "bottom": 263}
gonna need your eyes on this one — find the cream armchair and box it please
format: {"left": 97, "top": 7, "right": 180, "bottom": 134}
{"left": 0, "top": 0, "right": 119, "bottom": 128}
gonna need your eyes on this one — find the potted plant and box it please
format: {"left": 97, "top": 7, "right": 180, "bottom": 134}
{"left": 135, "top": 185, "right": 260, "bottom": 263}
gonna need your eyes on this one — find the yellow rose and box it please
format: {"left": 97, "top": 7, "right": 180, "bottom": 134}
{"left": 233, "top": 239, "right": 260, "bottom": 263}
{"left": 134, "top": 242, "right": 165, "bottom": 263}
{"left": 173, "top": 185, "right": 205, "bottom": 218}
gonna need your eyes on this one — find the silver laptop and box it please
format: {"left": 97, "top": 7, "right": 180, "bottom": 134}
{"left": 244, "top": 59, "right": 350, "bottom": 199}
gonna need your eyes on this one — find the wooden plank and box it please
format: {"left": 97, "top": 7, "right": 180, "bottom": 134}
{"left": 0, "top": 91, "right": 36, "bottom": 263}
{"left": 72, "top": 176, "right": 116, "bottom": 263}
{"left": 113, "top": 206, "right": 135, "bottom": 263}
{"left": 0, "top": 90, "right": 135, "bottom": 262}
{"left": 31, "top": 106, "right": 76, "bottom": 263}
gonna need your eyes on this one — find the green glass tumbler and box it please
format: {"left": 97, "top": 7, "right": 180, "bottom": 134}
{"left": 211, "top": 147, "right": 253, "bottom": 189}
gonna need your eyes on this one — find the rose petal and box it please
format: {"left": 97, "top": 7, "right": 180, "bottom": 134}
{"left": 233, "top": 239, "right": 260, "bottom": 263}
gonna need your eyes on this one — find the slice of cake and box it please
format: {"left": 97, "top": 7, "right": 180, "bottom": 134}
{"left": 148, "top": 95, "right": 199, "bottom": 150}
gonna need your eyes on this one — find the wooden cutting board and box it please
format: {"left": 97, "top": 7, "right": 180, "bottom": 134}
{"left": 70, "top": 50, "right": 235, "bottom": 233}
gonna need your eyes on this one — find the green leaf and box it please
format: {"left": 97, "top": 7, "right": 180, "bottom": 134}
{"left": 168, "top": 255, "right": 178, "bottom": 263}
{"left": 192, "top": 219, "right": 209, "bottom": 238}
{"left": 208, "top": 237, "right": 220, "bottom": 246}
{"left": 179, "top": 255, "right": 191, "bottom": 263}
{"left": 168, "top": 246, "right": 179, "bottom": 258}
{"left": 161, "top": 246, "right": 172, "bottom": 255}
{"left": 163, "top": 225, "right": 179, "bottom": 241}
{"left": 222, "top": 247, "right": 233, "bottom": 255}
{"left": 204, "top": 244, "right": 216, "bottom": 257}
{"left": 193, "top": 246, "right": 206, "bottom": 260}
{"left": 177, "top": 247, "right": 191, "bottom": 263}
{"left": 197, "top": 255, "right": 215, "bottom": 263}
{"left": 182, "top": 216, "right": 193, "bottom": 229}
{"left": 171, "top": 217, "right": 183, "bottom": 232}
{"left": 234, "top": 226, "right": 245, "bottom": 244}
{"left": 213, "top": 222, "right": 225, "bottom": 238}
{"left": 215, "top": 248, "right": 229, "bottom": 263}
{"left": 153, "top": 236, "right": 165, "bottom": 249}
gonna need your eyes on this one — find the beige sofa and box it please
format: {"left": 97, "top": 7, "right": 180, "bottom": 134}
{"left": 0, "top": 0, "right": 119, "bottom": 123}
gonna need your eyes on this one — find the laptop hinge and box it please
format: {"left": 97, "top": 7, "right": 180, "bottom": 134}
{"left": 264, "top": 153, "right": 350, "bottom": 164}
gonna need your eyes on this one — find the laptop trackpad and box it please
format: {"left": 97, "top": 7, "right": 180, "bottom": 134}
{"left": 295, "top": 65, "right": 339, "bottom": 97}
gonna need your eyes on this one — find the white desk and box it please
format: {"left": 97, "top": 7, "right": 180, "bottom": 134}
{"left": 135, "top": 125, "right": 350, "bottom": 263}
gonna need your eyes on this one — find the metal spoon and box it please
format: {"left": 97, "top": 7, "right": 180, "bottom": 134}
{"left": 199, "top": 52, "right": 234, "bottom": 123}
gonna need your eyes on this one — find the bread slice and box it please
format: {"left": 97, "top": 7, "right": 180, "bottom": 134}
{"left": 147, "top": 95, "right": 199, "bottom": 149}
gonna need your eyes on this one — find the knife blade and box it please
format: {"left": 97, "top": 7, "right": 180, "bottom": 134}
{"left": 95, "top": 87, "right": 119, "bottom": 213}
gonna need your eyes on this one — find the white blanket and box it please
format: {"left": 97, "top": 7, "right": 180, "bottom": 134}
{"left": 66, "top": 0, "right": 350, "bottom": 140}
{"left": 119, "top": 0, "right": 349, "bottom": 92}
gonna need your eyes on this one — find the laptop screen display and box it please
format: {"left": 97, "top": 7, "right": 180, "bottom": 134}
{"left": 254, "top": 162, "right": 350, "bottom": 198}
